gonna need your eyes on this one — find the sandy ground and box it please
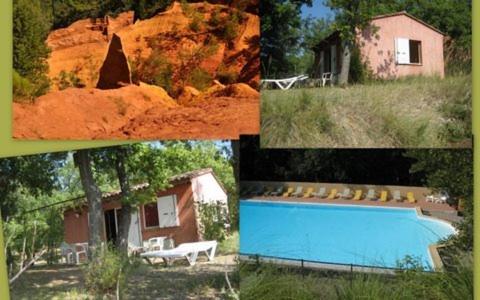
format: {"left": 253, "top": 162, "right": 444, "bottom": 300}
{"left": 13, "top": 88, "right": 259, "bottom": 140}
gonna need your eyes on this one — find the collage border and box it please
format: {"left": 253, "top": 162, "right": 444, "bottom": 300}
{"left": 0, "top": 0, "right": 478, "bottom": 299}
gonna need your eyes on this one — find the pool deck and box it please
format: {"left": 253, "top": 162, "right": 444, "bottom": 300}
{"left": 245, "top": 195, "right": 461, "bottom": 223}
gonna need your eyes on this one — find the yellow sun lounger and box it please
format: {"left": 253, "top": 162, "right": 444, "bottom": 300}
{"left": 407, "top": 192, "right": 416, "bottom": 203}
{"left": 282, "top": 187, "right": 294, "bottom": 197}
{"left": 353, "top": 190, "right": 362, "bottom": 201}
{"left": 327, "top": 189, "right": 338, "bottom": 199}
{"left": 303, "top": 187, "right": 314, "bottom": 198}
{"left": 380, "top": 191, "right": 388, "bottom": 202}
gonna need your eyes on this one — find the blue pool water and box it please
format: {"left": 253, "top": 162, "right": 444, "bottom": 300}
{"left": 240, "top": 200, "right": 455, "bottom": 269}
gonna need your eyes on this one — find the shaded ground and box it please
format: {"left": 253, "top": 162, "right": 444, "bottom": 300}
{"left": 10, "top": 255, "right": 237, "bottom": 300}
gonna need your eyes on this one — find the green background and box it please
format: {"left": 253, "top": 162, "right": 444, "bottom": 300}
{"left": 0, "top": 1, "right": 478, "bottom": 299}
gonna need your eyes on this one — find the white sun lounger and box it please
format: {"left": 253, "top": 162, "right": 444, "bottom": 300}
{"left": 140, "top": 241, "right": 217, "bottom": 266}
{"left": 261, "top": 75, "right": 309, "bottom": 90}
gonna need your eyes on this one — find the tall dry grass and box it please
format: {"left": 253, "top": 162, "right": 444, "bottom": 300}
{"left": 261, "top": 75, "right": 471, "bottom": 148}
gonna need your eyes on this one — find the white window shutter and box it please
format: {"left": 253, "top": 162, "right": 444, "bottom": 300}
{"left": 157, "top": 195, "right": 179, "bottom": 228}
{"left": 395, "top": 38, "right": 410, "bottom": 64}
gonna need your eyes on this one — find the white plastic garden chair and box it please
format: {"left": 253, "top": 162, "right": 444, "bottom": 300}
{"left": 147, "top": 237, "right": 167, "bottom": 251}
{"left": 73, "top": 243, "right": 88, "bottom": 264}
{"left": 60, "top": 242, "right": 75, "bottom": 264}
{"left": 322, "top": 72, "right": 333, "bottom": 86}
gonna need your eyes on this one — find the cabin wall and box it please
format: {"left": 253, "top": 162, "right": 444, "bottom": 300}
{"left": 357, "top": 14, "right": 444, "bottom": 78}
{"left": 139, "top": 181, "right": 200, "bottom": 245}
{"left": 63, "top": 182, "right": 200, "bottom": 246}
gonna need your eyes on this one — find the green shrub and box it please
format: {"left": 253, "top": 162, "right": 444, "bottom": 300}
{"left": 199, "top": 202, "right": 228, "bottom": 242}
{"left": 221, "top": 14, "right": 239, "bottom": 42}
{"left": 140, "top": 55, "right": 174, "bottom": 93}
{"left": 56, "top": 70, "right": 84, "bottom": 90}
{"left": 187, "top": 68, "right": 213, "bottom": 91}
{"left": 13, "top": 69, "right": 50, "bottom": 102}
{"left": 349, "top": 46, "right": 372, "bottom": 84}
{"left": 216, "top": 64, "right": 238, "bottom": 84}
{"left": 209, "top": 8, "right": 221, "bottom": 27}
{"left": 83, "top": 248, "right": 125, "bottom": 296}
{"left": 438, "top": 82, "right": 471, "bottom": 144}
{"left": 189, "top": 12, "right": 204, "bottom": 32}
{"left": 13, "top": 70, "right": 35, "bottom": 102}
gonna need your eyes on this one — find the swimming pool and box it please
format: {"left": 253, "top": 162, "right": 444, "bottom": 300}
{"left": 240, "top": 200, "right": 456, "bottom": 270}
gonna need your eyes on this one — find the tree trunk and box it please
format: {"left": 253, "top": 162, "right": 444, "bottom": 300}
{"left": 74, "top": 150, "right": 103, "bottom": 258}
{"left": 231, "top": 140, "right": 240, "bottom": 188}
{"left": 114, "top": 147, "right": 132, "bottom": 256}
{"left": 338, "top": 41, "right": 352, "bottom": 86}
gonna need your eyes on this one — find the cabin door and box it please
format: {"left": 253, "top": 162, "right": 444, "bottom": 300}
{"left": 157, "top": 195, "right": 179, "bottom": 228}
{"left": 323, "top": 49, "right": 331, "bottom": 73}
{"left": 104, "top": 209, "right": 118, "bottom": 244}
{"left": 330, "top": 45, "right": 337, "bottom": 75}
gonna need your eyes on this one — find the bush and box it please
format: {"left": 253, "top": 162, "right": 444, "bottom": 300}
{"left": 139, "top": 55, "right": 174, "bottom": 93}
{"left": 199, "top": 202, "right": 228, "bottom": 241}
{"left": 187, "top": 68, "right": 213, "bottom": 91}
{"left": 216, "top": 64, "right": 238, "bottom": 84}
{"left": 208, "top": 8, "right": 221, "bottom": 27}
{"left": 13, "top": 69, "right": 50, "bottom": 102}
{"left": 349, "top": 46, "right": 372, "bottom": 84}
{"left": 13, "top": 70, "right": 35, "bottom": 102}
{"left": 221, "top": 14, "right": 239, "bottom": 42}
{"left": 56, "top": 70, "right": 84, "bottom": 90}
{"left": 189, "top": 12, "right": 204, "bottom": 32}
{"left": 83, "top": 248, "right": 125, "bottom": 296}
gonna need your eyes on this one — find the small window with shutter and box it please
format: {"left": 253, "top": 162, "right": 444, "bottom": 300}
{"left": 143, "top": 195, "right": 179, "bottom": 228}
{"left": 395, "top": 38, "right": 422, "bottom": 65}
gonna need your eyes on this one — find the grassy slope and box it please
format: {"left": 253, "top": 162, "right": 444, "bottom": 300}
{"left": 261, "top": 75, "right": 471, "bottom": 148}
{"left": 240, "top": 254, "right": 473, "bottom": 300}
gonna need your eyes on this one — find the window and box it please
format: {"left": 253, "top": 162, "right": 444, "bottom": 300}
{"left": 409, "top": 40, "right": 422, "bottom": 64}
{"left": 143, "top": 195, "right": 179, "bottom": 228}
{"left": 144, "top": 203, "right": 159, "bottom": 228}
{"left": 395, "top": 38, "right": 422, "bottom": 65}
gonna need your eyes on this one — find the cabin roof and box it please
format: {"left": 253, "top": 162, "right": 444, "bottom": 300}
{"left": 313, "top": 11, "right": 444, "bottom": 51}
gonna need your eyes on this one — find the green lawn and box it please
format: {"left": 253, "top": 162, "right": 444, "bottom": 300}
{"left": 261, "top": 75, "right": 471, "bottom": 148}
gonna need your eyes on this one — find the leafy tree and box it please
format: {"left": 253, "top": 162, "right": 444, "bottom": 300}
{"left": 325, "top": 0, "right": 380, "bottom": 85}
{"left": 13, "top": 0, "right": 51, "bottom": 95}
{"left": 260, "top": 0, "right": 312, "bottom": 77}
{"left": 0, "top": 153, "right": 65, "bottom": 221}
{"left": 406, "top": 149, "right": 473, "bottom": 250}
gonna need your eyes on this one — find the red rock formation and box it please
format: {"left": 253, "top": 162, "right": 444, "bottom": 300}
{"left": 96, "top": 34, "right": 132, "bottom": 89}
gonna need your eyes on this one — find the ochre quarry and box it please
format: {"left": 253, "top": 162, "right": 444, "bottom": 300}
{"left": 13, "top": 1, "right": 259, "bottom": 140}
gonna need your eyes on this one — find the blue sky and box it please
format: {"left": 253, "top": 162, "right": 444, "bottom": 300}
{"left": 301, "top": 0, "right": 334, "bottom": 20}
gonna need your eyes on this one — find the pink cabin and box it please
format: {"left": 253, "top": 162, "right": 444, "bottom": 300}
{"left": 63, "top": 168, "right": 229, "bottom": 249}
{"left": 313, "top": 12, "right": 445, "bottom": 80}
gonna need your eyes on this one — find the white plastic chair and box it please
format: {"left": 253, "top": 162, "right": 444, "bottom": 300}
{"left": 322, "top": 72, "right": 333, "bottom": 86}
{"left": 73, "top": 243, "right": 88, "bottom": 264}
{"left": 60, "top": 242, "right": 75, "bottom": 264}
{"left": 147, "top": 237, "right": 167, "bottom": 251}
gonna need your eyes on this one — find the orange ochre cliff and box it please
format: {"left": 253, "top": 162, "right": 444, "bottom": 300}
{"left": 13, "top": 1, "right": 259, "bottom": 140}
